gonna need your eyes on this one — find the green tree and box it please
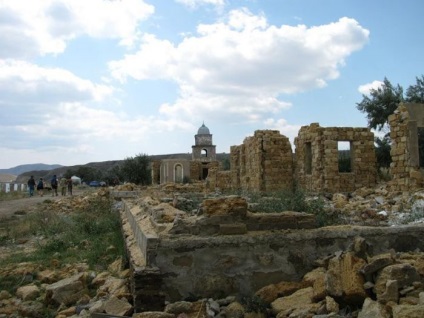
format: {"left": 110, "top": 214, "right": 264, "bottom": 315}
{"left": 66, "top": 166, "right": 102, "bottom": 184}
{"left": 356, "top": 77, "right": 404, "bottom": 131}
{"left": 405, "top": 75, "right": 424, "bottom": 103}
{"left": 356, "top": 75, "right": 424, "bottom": 170}
{"left": 119, "top": 153, "right": 151, "bottom": 185}
{"left": 374, "top": 135, "right": 392, "bottom": 168}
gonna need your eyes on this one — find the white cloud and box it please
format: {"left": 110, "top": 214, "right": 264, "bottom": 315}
{"left": 109, "top": 9, "right": 369, "bottom": 124}
{"left": 0, "top": 60, "right": 113, "bottom": 108}
{"left": 358, "top": 80, "right": 384, "bottom": 95}
{"left": 0, "top": 0, "right": 154, "bottom": 58}
{"left": 263, "top": 118, "right": 301, "bottom": 145}
{"left": 175, "top": 0, "right": 226, "bottom": 9}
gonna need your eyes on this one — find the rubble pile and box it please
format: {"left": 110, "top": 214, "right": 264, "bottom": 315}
{"left": 1, "top": 236, "right": 424, "bottom": 317}
{"left": 326, "top": 184, "right": 424, "bottom": 226}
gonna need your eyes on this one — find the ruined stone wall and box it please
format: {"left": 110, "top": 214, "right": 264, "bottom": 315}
{"left": 295, "top": 123, "right": 376, "bottom": 193}
{"left": 388, "top": 103, "right": 424, "bottom": 191}
{"left": 151, "top": 160, "right": 161, "bottom": 185}
{"left": 230, "top": 130, "right": 294, "bottom": 193}
{"left": 206, "top": 166, "right": 232, "bottom": 193}
{"left": 230, "top": 145, "right": 243, "bottom": 191}
{"left": 189, "top": 161, "right": 202, "bottom": 182}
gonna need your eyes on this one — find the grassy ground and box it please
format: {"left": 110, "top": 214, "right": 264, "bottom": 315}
{"left": 0, "top": 191, "right": 126, "bottom": 294}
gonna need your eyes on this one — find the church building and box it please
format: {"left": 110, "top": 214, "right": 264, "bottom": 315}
{"left": 151, "top": 123, "right": 217, "bottom": 184}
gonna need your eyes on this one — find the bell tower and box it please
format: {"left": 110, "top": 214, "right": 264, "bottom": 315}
{"left": 192, "top": 122, "right": 216, "bottom": 162}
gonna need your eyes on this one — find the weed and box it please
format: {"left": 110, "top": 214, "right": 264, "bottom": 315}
{"left": 0, "top": 194, "right": 125, "bottom": 271}
{"left": 248, "top": 188, "right": 342, "bottom": 227}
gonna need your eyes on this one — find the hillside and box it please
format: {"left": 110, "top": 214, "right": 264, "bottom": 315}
{"left": 14, "top": 153, "right": 230, "bottom": 183}
{"left": 0, "top": 163, "right": 63, "bottom": 175}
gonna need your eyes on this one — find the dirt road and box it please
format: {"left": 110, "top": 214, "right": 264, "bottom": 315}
{"left": 0, "top": 191, "right": 82, "bottom": 220}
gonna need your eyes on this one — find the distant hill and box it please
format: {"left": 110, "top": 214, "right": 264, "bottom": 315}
{"left": 0, "top": 163, "right": 63, "bottom": 176}
{"left": 14, "top": 153, "right": 230, "bottom": 183}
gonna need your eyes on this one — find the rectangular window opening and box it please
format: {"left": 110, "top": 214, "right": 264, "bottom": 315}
{"left": 305, "top": 142, "right": 312, "bottom": 175}
{"left": 338, "top": 141, "right": 352, "bottom": 173}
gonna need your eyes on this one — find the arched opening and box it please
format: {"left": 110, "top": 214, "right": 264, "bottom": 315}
{"left": 174, "top": 164, "right": 183, "bottom": 183}
{"left": 201, "top": 149, "right": 208, "bottom": 158}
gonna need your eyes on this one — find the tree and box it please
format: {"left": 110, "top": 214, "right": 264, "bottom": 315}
{"left": 66, "top": 166, "right": 102, "bottom": 184}
{"left": 119, "top": 153, "right": 151, "bottom": 185}
{"left": 356, "top": 77, "right": 404, "bottom": 131}
{"left": 374, "top": 135, "right": 392, "bottom": 168}
{"left": 356, "top": 77, "right": 403, "bottom": 169}
{"left": 405, "top": 75, "right": 424, "bottom": 103}
{"left": 356, "top": 75, "right": 424, "bottom": 170}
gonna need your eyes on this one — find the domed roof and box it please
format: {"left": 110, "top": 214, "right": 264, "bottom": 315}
{"left": 197, "top": 123, "right": 210, "bottom": 135}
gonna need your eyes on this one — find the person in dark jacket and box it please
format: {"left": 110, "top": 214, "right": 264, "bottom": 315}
{"left": 37, "top": 177, "right": 44, "bottom": 197}
{"left": 50, "top": 175, "right": 58, "bottom": 196}
{"left": 27, "top": 176, "right": 36, "bottom": 197}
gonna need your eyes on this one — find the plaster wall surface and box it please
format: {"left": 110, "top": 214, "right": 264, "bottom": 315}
{"left": 151, "top": 225, "right": 424, "bottom": 301}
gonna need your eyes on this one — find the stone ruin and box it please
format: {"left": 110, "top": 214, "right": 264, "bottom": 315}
{"left": 117, "top": 189, "right": 424, "bottom": 314}
{"left": 207, "top": 123, "right": 377, "bottom": 194}
{"left": 388, "top": 103, "right": 424, "bottom": 191}
{"left": 119, "top": 103, "right": 424, "bottom": 315}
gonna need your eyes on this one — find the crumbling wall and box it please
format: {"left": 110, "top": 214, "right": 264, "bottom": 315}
{"left": 230, "top": 130, "right": 294, "bottom": 193}
{"left": 230, "top": 144, "right": 243, "bottom": 191}
{"left": 189, "top": 161, "right": 202, "bottom": 181}
{"left": 151, "top": 160, "right": 161, "bottom": 185}
{"left": 388, "top": 103, "right": 424, "bottom": 191}
{"left": 295, "top": 123, "right": 377, "bottom": 193}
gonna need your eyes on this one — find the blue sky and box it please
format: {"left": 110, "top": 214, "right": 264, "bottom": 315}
{"left": 1, "top": 0, "right": 423, "bottom": 169}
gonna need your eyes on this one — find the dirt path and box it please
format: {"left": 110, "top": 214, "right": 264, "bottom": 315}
{"left": 0, "top": 190, "right": 83, "bottom": 220}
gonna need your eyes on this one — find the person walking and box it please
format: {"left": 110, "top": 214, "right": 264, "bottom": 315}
{"left": 50, "top": 175, "right": 58, "bottom": 196}
{"left": 36, "top": 177, "right": 44, "bottom": 197}
{"left": 67, "top": 178, "right": 73, "bottom": 196}
{"left": 59, "top": 176, "right": 67, "bottom": 196}
{"left": 27, "top": 176, "right": 36, "bottom": 197}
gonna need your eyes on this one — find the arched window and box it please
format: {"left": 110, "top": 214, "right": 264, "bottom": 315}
{"left": 201, "top": 149, "right": 208, "bottom": 157}
{"left": 174, "top": 164, "right": 183, "bottom": 183}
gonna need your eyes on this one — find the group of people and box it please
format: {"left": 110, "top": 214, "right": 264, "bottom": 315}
{"left": 27, "top": 174, "right": 73, "bottom": 197}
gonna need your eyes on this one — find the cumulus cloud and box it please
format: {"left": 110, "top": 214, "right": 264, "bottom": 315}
{"left": 0, "top": 0, "right": 154, "bottom": 58}
{"left": 0, "top": 60, "right": 116, "bottom": 152}
{"left": 175, "top": 0, "right": 226, "bottom": 9}
{"left": 263, "top": 118, "right": 301, "bottom": 145}
{"left": 0, "top": 60, "right": 113, "bottom": 102}
{"left": 109, "top": 9, "right": 369, "bottom": 124}
{"left": 358, "top": 80, "right": 384, "bottom": 95}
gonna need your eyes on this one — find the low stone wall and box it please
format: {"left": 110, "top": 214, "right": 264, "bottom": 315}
{"left": 152, "top": 225, "right": 424, "bottom": 301}
{"left": 114, "top": 191, "right": 424, "bottom": 312}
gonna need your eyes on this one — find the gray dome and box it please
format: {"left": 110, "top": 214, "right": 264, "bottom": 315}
{"left": 197, "top": 123, "right": 210, "bottom": 135}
